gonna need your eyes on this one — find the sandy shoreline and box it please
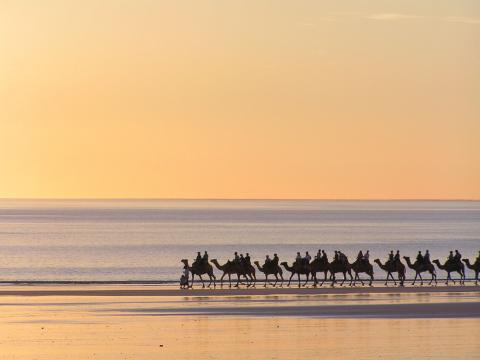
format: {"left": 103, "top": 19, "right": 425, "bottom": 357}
{"left": 1, "top": 284, "right": 478, "bottom": 297}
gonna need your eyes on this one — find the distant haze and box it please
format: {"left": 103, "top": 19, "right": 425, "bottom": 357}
{"left": 1, "top": 1, "right": 479, "bottom": 199}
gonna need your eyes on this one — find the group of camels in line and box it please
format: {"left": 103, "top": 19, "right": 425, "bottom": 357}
{"left": 181, "top": 253, "right": 480, "bottom": 288}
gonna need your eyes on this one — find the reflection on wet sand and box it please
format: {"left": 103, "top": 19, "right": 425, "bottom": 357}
{"left": 0, "top": 286, "right": 479, "bottom": 359}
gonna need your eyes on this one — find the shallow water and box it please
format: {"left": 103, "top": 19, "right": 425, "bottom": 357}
{"left": 0, "top": 199, "right": 479, "bottom": 282}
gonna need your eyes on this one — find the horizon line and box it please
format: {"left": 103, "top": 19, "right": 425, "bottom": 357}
{"left": 0, "top": 197, "right": 479, "bottom": 202}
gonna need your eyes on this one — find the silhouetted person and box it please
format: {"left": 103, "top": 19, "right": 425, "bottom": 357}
{"left": 394, "top": 250, "right": 400, "bottom": 263}
{"left": 273, "top": 253, "right": 279, "bottom": 265}
{"left": 424, "top": 250, "right": 431, "bottom": 264}
{"left": 245, "top": 253, "right": 251, "bottom": 266}
{"left": 454, "top": 250, "right": 462, "bottom": 262}
{"left": 316, "top": 249, "right": 322, "bottom": 259}
{"left": 357, "top": 250, "right": 363, "bottom": 260}
{"left": 202, "top": 251, "right": 209, "bottom": 265}
{"left": 295, "top": 252, "right": 301, "bottom": 264}
{"left": 322, "top": 250, "right": 328, "bottom": 262}
{"left": 416, "top": 251, "right": 423, "bottom": 264}
{"left": 265, "top": 255, "right": 271, "bottom": 264}
{"left": 304, "top": 251, "right": 311, "bottom": 264}
{"left": 334, "top": 251, "right": 339, "bottom": 262}
{"left": 234, "top": 252, "right": 240, "bottom": 264}
{"left": 363, "top": 250, "right": 370, "bottom": 262}
{"left": 180, "top": 264, "right": 189, "bottom": 289}
{"left": 448, "top": 251, "right": 454, "bottom": 262}
{"left": 388, "top": 251, "right": 394, "bottom": 264}
{"left": 240, "top": 253, "right": 246, "bottom": 267}
{"left": 194, "top": 252, "right": 202, "bottom": 266}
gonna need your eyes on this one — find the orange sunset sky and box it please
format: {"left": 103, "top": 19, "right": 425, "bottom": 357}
{"left": 1, "top": 1, "right": 479, "bottom": 199}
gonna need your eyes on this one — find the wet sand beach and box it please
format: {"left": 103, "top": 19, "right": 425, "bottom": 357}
{"left": 0, "top": 285, "right": 479, "bottom": 359}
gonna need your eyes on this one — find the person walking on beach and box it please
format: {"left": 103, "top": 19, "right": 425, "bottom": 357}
{"left": 180, "top": 263, "right": 189, "bottom": 289}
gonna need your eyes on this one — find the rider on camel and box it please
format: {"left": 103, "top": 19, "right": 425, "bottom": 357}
{"left": 424, "top": 250, "right": 431, "bottom": 264}
{"left": 416, "top": 251, "right": 423, "bottom": 264}
{"left": 454, "top": 250, "right": 462, "bottom": 263}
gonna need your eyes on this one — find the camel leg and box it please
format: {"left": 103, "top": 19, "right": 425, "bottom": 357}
{"left": 304, "top": 273, "right": 310, "bottom": 287}
{"left": 273, "top": 274, "right": 278, "bottom": 287}
{"left": 369, "top": 272, "right": 373, "bottom": 286}
{"left": 235, "top": 274, "right": 240, "bottom": 287}
{"left": 264, "top": 274, "right": 268, "bottom": 287}
{"left": 197, "top": 275, "right": 205, "bottom": 288}
{"left": 287, "top": 273, "right": 294, "bottom": 287}
{"left": 297, "top": 273, "right": 301, "bottom": 288}
{"left": 419, "top": 273, "right": 424, "bottom": 286}
{"left": 319, "top": 271, "right": 327, "bottom": 287}
{"left": 412, "top": 273, "right": 418, "bottom": 285}
{"left": 190, "top": 273, "right": 195, "bottom": 288}
{"left": 331, "top": 273, "right": 336, "bottom": 287}
{"left": 341, "top": 272, "right": 346, "bottom": 286}
{"left": 428, "top": 272, "right": 435, "bottom": 286}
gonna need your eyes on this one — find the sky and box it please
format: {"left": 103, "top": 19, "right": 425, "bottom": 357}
{"left": 1, "top": 0, "right": 479, "bottom": 199}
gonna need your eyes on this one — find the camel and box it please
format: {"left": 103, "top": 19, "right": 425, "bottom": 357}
{"left": 181, "top": 259, "right": 216, "bottom": 288}
{"left": 327, "top": 259, "right": 353, "bottom": 287}
{"left": 309, "top": 257, "right": 330, "bottom": 287}
{"left": 281, "top": 261, "right": 311, "bottom": 287}
{"left": 403, "top": 256, "right": 437, "bottom": 286}
{"left": 432, "top": 259, "right": 465, "bottom": 285}
{"left": 463, "top": 258, "right": 480, "bottom": 285}
{"left": 210, "top": 259, "right": 255, "bottom": 287}
{"left": 254, "top": 261, "right": 284, "bottom": 287}
{"left": 374, "top": 259, "right": 405, "bottom": 286}
{"left": 350, "top": 258, "right": 374, "bottom": 286}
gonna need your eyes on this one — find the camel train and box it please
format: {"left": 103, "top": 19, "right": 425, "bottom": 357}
{"left": 180, "top": 249, "right": 480, "bottom": 289}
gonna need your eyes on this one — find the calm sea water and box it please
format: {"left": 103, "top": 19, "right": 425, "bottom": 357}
{"left": 0, "top": 199, "right": 479, "bottom": 282}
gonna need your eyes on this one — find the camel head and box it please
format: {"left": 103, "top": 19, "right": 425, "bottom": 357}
{"left": 432, "top": 259, "right": 440, "bottom": 264}
{"left": 374, "top": 258, "right": 381, "bottom": 264}
{"left": 181, "top": 259, "right": 189, "bottom": 266}
{"left": 403, "top": 256, "right": 410, "bottom": 261}
{"left": 210, "top": 258, "right": 218, "bottom": 263}
{"left": 462, "top": 259, "right": 469, "bottom": 265}
{"left": 253, "top": 261, "right": 260, "bottom": 265}
{"left": 280, "top": 261, "right": 288, "bottom": 266}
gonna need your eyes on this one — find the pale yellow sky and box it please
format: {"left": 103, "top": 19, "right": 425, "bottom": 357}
{"left": 1, "top": 1, "right": 479, "bottom": 199}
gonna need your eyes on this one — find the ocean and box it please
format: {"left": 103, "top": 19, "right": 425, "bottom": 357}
{"left": 0, "top": 199, "right": 478, "bottom": 282}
